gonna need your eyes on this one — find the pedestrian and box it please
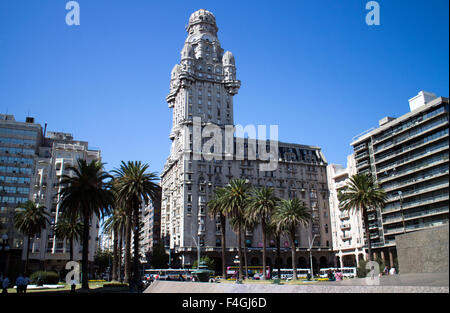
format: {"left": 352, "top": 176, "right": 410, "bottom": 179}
{"left": 23, "top": 274, "right": 30, "bottom": 294}
{"left": 70, "top": 278, "right": 77, "bottom": 293}
{"left": 384, "top": 266, "right": 389, "bottom": 276}
{"left": 2, "top": 275, "right": 9, "bottom": 293}
{"left": 389, "top": 266, "right": 396, "bottom": 275}
{"left": 15, "top": 273, "right": 25, "bottom": 293}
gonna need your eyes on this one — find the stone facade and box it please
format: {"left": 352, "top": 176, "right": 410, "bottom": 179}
{"left": 396, "top": 224, "right": 449, "bottom": 274}
{"left": 160, "top": 10, "right": 334, "bottom": 271}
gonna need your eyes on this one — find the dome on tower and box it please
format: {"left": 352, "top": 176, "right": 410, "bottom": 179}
{"left": 187, "top": 9, "right": 218, "bottom": 32}
{"left": 222, "top": 51, "right": 235, "bottom": 65}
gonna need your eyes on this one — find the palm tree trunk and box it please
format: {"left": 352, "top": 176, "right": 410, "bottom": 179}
{"left": 276, "top": 233, "right": 281, "bottom": 279}
{"left": 363, "top": 208, "right": 373, "bottom": 261}
{"left": 261, "top": 219, "right": 267, "bottom": 280}
{"left": 243, "top": 234, "right": 248, "bottom": 280}
{"left": 112, "top": 226, "right": 119, "bottom": 281}
{"left": 132, "top": 201, "right": 141, "bottom": 288}
{"left": 81, "top": 212, "right": 91, "bottom": 289}
{"left": 220, "top": 214, "right": 226, "bottom": 279}
{"left": 237, "top": 225, "right": 243, "bottom": 281}
{"left": 70, "top": 237, "right": 74, "bottom": 262}
{"left": 118, "top": 228, "right": 123, "bottom": 282}
{"left": 290, "top": 231, "right": 297, "bottom": 280}
{"left": 25, "top": 236, "right": 31, "bottom": 275}
{"left": 124, "top": 213, "right": 132, "bottom": 284}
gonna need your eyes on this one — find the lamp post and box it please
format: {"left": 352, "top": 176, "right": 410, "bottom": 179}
{"left": 398, "top": 191, "right": 406, "bottom": 233}
{"left": 1, "top": 233, "right": 10, "bottom": 275}
{"left": 192, "top": 235, "right": 201, "bottom": 269}
{"left": 308, "top": 234, "right": 317, "bottom": 279}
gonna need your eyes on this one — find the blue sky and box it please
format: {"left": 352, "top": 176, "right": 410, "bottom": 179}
{"left": 0, "top": 0, "right": 448, "bottom": 175}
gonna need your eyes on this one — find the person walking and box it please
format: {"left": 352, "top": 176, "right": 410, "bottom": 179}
{"left": 389, "top": 266, "right": 396, "bottom": 275}
{"left": 2, "top": 275, "right": 9, "bottom": 293}
{"left": 23, "top": 274, "right": 30, "bottom": 293}
{"left": 384, "top": 266, "right": 389, "bottom": 276}
{"left": 15, "top": 273, "right": 25, "bottom": 293}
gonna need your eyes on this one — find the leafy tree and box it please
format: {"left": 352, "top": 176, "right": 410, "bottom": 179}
{"left": 148, "top": 241, "right": 169, "bottom": 269}
{"left": 14, "top": 200, "right": 50, "bottom": 274}
{"left": 192, "top": 256, "right": 215, "bottom": 270}
{"left": 338, "top": 173, "right": 386, "bottom": 261}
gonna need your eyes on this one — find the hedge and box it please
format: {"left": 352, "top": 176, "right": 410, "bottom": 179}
{"left": 30, "top": 271, "right": 60, "bottom": 285}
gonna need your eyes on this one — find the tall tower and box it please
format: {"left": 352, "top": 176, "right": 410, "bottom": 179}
{"left": 161, "top": 9, "right": 240, "bottom": 265}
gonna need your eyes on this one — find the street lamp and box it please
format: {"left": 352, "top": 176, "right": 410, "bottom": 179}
{"left": 1, "top": 233, "right": 10, "bottom": 275}
{"left": 308, "top": 234, "right": 317, "bottom": 279}
{"left": 398, "top": 191, "right": 406, "bottom": 234}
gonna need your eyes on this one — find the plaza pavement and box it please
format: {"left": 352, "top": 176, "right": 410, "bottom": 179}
{"left": 144, "top": 273, "right": 449, "bottom": 293}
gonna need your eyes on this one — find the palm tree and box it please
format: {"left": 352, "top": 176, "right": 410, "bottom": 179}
{"left": 220, "top": 179, "right": 251, "bottom": 281}
{"left": 272, "top": 198, "right": 311, "bottom": 281}
{"left": 267, "top": 220, "right": 282, "bottom": 279}
{"left": 103, "top": 204, "right": 127, "bottom": 282}
{"left": 14, "top": 200, "right": 50, "bottom": 274}
{"left": 207, "top": 187, "right": 228, "bottom": 279}
{"left": 247, "top": 187, "right": 279, "bottom": 280}
{"left": 238, "top": 212, "right": 258, "bottom": 280}
{"left": 54, "top": 212, "right": 83, "bottom": 261}
{"left": 59, "top": 159, "right": 113, "bottom": 289}
{"left": 113, "top": 161, "right": 160, "bottom": 288}
{"left": 338, "top": 173, "right": 386, "bottom": 261}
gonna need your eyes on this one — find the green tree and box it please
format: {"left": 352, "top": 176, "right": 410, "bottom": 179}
{"left": 113, "top": 161, "right": 160, "bottom": 287}
{"left": 14, "top": 201, "right": 50, "bottom": 274}
{"left": 192, "top": 256, "right": 215, "bottom": 271}
{"left": 207, "top": 187, "right": 228, "bottom": 278}
{"left": 338, "top": 173, "right": 386, "bottom": 261}
{"left": 247, "top": 187, "right": 279, "bottom": 280}
{"left": 54, "top": 211, "right": 83, "bottom": 261}
{"left": 272, "top": 198, "right": 311, "bottom": 281}
{"left": 94, "top": 248, "right": 113, "bottom": 277}
{"left": 59, "top": 159, "right": 113, "bottom": 289}
{"left": 149, "top": 241, "right": 169, "bottom": 269}
{"left": 220, "top": 179, "right": 251, "bottom": 281}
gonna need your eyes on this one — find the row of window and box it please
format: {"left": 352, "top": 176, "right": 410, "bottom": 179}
{"left": 0, "top": 196, "right": 28, "bottom": 204}
{"left": 0, "top": 166, "right": 33, "bottom": 175}
{"left": 0, "top": 176, "right": 31, "bottom": 184}
{"left": 0, "top": 127, "right": 38, "bottom": 138}
{"left": 0, "top": 156, "right": 34, "bottom": 165}
{"left": 0, "top": 186, "right": 29, "bottom": 195}
{"left": 0, "top": 136, "right": 36, "bottom": 146}
{"left": 0, "top": 147, "right": 35, "bottom": 155}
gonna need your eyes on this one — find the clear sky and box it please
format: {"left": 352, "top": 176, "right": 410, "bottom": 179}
{"left": 0, "top": 0, "right": 448, "bottom": 176}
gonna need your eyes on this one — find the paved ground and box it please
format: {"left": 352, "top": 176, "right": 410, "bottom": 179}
{"left": 145, "top": 273, "right": 449, "bottom": 293}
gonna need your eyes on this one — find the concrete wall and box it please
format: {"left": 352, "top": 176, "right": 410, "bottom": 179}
{"left": 396, "top": 225, "right": 449, "bottom": 274}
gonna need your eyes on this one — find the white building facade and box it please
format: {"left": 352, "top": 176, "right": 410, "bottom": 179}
{"left": 327, "top": 155, "right": 367, "bottom": 268}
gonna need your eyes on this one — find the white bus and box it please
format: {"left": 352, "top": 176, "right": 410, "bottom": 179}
{"left": 272, "top": 268, "right": 311, "bottom": 279}
{"left": 144, "top": 269, "right": 195, "bottom": 281}
{"left": 319, "top": 267, "right": 357, "bottom": 278}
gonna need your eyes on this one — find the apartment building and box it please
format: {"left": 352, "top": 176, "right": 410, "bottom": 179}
{"left": 27, "top": 131, "right": 101, "bottom": 273}
{"left": 327, "top": 155, "right": 366, "bottom": 268}
{"left": 350, "top": 91, "right": 449, "bottom": 265}
{"left": 0, "top": 115, "right": 42, "bottom": 274}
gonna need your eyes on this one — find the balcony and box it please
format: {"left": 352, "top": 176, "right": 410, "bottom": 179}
{"left": 341, "top": 234, "right": 352, "bottom": 241}
{"left": 354, "top": 143, "right": 367, "bottom": 152}
{"left": 356, "top": 160, "right": 370, "bottom": 169}
{"left": 339, "top": 212, "right": 350, "bottom": 220}
{"left": 340, "top": 224, "right": 351, "bottom": 230}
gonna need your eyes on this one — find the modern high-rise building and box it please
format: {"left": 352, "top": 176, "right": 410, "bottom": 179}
{"left": 160, "top": 9, "right": 334, "bottom": 271}
{"left": 0, "top": 115, "right": 42, "bottom": 274}
{"left": 350, "top": 91, "right": 449, "bottom": 265}
{"left": 327, "top": 155, "right": 366, "bottom": 268}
